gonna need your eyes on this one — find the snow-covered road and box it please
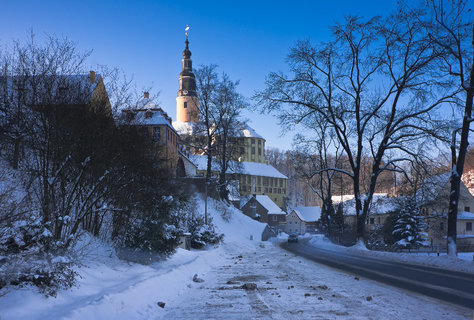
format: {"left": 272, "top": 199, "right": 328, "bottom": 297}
{"left": 160, "top": 241, "right": 472, "bottom": 320}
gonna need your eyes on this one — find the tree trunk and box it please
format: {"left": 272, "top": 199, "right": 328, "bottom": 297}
{"left": 447, "top": 53, "right": 474, "bottom": 256}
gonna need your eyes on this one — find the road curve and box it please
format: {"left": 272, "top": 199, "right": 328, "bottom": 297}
{"left": 280, "top": 240, "right": 474, "bottom": 309}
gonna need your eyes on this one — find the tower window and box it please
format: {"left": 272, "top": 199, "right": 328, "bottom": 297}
{"left": 467, "top": 222, "right": 472, "bottom": 231}
{"left": 184, "top": 101, "right": 188, "bottom": 109}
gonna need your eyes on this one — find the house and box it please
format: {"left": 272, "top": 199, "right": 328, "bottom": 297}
{"left": 121, "top": 93, "right": 182, "bottom": 177}
{"left": 171, "top": 36, "right": 288, "bottom": 209}
{"left": 341, "top": 194, "right": 399, "bottom": 231}
{"left": 418, "top": 173, "right": 474, "bottom": 248}
{"left": 241, "top": 195, "right": 286, "bottom": 227}
{"left": 285, "top": 206, "right": 321, "bottom": 235}
{"left": 457, "top": 211, "right": 474, "bottom": 247}
{"left": 0, "top": 71, "right": 112, "bottom": 169}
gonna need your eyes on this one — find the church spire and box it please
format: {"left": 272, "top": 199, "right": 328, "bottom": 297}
{"left": 176, "top": 25, "right": 200, "bottom": 123}
{"left": 178, "top": 25, "right": 196, "bottom": 97}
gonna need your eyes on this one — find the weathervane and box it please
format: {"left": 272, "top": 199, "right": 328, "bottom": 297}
{"left": 185, "top": 25, "right": 190, "bottom": 40}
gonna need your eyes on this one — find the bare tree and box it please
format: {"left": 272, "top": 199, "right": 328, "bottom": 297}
{"left": 256, "top": 9, "right": 453, "bottom": 242}
{"left": 194, "top": 65, "right": 220, "bottom": 181}
{"left": 424, "top": 0, "right": 474, "bottom": 256}
{"left": 214, "top": 74, "right": 247, "bottom": 199}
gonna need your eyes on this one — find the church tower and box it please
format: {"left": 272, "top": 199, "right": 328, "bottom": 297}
{"left": 176, "top": 30, "right": 199, "bottom": 123}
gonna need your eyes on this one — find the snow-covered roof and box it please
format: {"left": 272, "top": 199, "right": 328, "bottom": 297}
{"left": 416, "top": 172, "right": 451, "bottom": 203}
{"left": 239, "top": 161, "right": 287, "bottom": 179}
{"left": 291, "top": 206, "right": 321, "bottom": 222}
{"left": 173, "top": 121, "right": 205, "bottom": 136}
{"left": 252, "top": 195, "right": 285, "bottom": 215}
{"left": 190, "top": 155, "right": 287, "bottom": 179}
{"left": 134, "top": 97, "right": 159, "bottom": 109}
{"left": 122, "top": 101, "right": 176, "bottom": 132}
{"left": 342, "top": 194, "right": 400, "bottom": 216}
{"left": 172, "top": 121, "right": 264, "bottom": 140}
{"left": 237, "top": 124, "right": 264, "bottom": 139}
{"left": 458, "top": 211, "right": 474, "bottom": 220}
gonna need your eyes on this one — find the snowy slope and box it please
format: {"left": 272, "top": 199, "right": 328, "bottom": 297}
{"left": 0, "top": 197, "right": 266, "bottom": 320}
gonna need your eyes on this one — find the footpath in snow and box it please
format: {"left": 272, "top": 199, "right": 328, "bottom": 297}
{"left": 0, "top": 199, "right": 473, "bottom": 319}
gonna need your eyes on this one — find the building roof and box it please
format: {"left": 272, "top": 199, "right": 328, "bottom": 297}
{"left": 239, "top": 161, "right": 287, "bottom": 179}
{"left": 291, "top": 206, "right": 321, "bottom": 222}
{"left": 342, "top": 194, "right": 400, "bottom": 216}
{"left": 236, "top": 124, "right": 264, "bottom": 139}
{"left": 458, "top": 211, "right": 474, "bottom": 220}
{"left": 250, "top": 195, "right": 285, "bottom": 215}
{"left": 189, "top": 155, "right": 287, "bottom": 179}
{"left": 122, "top": 96, "right": 176, "bottom": 132}
{"left": 173, "top": 120, "right": 205, "bottom": 136}
{"left": 173, "top": 121, "right": 265, "bottom": 140}
{"left": 416, "top": 172, "right": 451, "bottom": 203}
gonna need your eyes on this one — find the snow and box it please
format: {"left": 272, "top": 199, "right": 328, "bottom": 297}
{"left": 309, "top": 235, "right": 474, "bottom": 274}
{"left": 341, "top": 194, "right": 398, "bottom": 216}
{"left": 291, "top": 206, "right": 321, "bottom": 222}
{"left": 126, "top": 108, "right": 175, "bottom": 131}
{"left": 172, "top": 120, "right": 204, "bottom": 136}
{"left": 243, "top": 195, "right": 286, "bottom": 215}
{"left": 238, "top": 124, "right": 264, "bottom": 139}
{"left": 190, "top": 154, "right": 287, "bottom": 179}
{"left": 457, "top": 211, "right": 474, "bottom": 220}
{"left": 0, "top": 198, "right": 472, "bottom": 319}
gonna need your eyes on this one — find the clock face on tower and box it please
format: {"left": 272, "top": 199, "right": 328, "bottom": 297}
{"left": 183, "top": 90, "right": 188, "bottom": 95}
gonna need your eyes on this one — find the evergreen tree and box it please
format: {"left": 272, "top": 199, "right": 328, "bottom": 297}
{"left": 392, "top": 199, "right": 428, "bottom": 249}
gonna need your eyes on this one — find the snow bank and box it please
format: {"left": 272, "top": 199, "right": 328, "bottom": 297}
{"left": 309, "top": 236, "right": 474, "bottom": 274}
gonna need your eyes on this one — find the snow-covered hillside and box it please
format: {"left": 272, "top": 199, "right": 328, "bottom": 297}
{"left": 0, "top": 197, "right": 266, "bottom": 320}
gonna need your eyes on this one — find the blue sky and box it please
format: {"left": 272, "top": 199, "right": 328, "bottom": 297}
{"left": 0, "top": 0, "right": 399, "bottom": 150}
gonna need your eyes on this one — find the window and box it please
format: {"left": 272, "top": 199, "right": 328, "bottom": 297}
{"left": 240, "top": 147, "right": 245, "bottom": 154}
{"left": 184, "top": 101, "right": 188, "bottom": 109}
{"left": 280, "top": 179, "right": 283, "bottom": 187}
{"left": 264, "top": 187, "right": 268, "bottom": 193}
{"left": 153, "top": 127, "right": 160, "bottom": 140}
{"left": 467, "top": 222, "right": 472, "bottom": 231}
{"left": 258, "top": 148, "right": 261, "bottom": 156}
{"left": 269, "top": 188, "right": 272, "bottom": 193}
{"left": 258, "top": 140, "right": 261, "bottom": 145}
{"left": 257, "top": 176, "right": 261, "bottom": 184}
{"left": 251, "top": 204, "right": 256, "bottom": 218}
{"left": 257, "top": 187, "right": 261, "bottom": 192}
{"left": 378, "top": 217, "right": 381, "bottom": 224}
{"left": 465, "top": 206, "right": 471, "bottom": 212}
{"left": 251, "top": 139, "right": 255, "bottom": 144}
{"left": 251, "top": 147, "right": 255, "bottom": 154}
{"left": 272, "top": 215, "right": 277, "bottom": 221}
{"left": 369, "top": 218, "right": 375, "bottom": 224}
{"left": 440, "top": 222, "right": 444, "bottom": 231}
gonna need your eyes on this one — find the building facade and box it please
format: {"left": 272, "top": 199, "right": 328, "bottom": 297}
{"left": 122, "top": 93, "right": 181, "bottom": 177}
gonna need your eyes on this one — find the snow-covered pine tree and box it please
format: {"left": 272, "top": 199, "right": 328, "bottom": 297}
{"left": 392, "top": 198, "right": 428, "bottom": 249}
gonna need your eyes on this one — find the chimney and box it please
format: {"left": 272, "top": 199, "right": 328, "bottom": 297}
{"left": 89, "top": 71, "right": 96, "bottom": 84}
{"left": 144, "top": 92, "right": 149, "bottom": 99}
